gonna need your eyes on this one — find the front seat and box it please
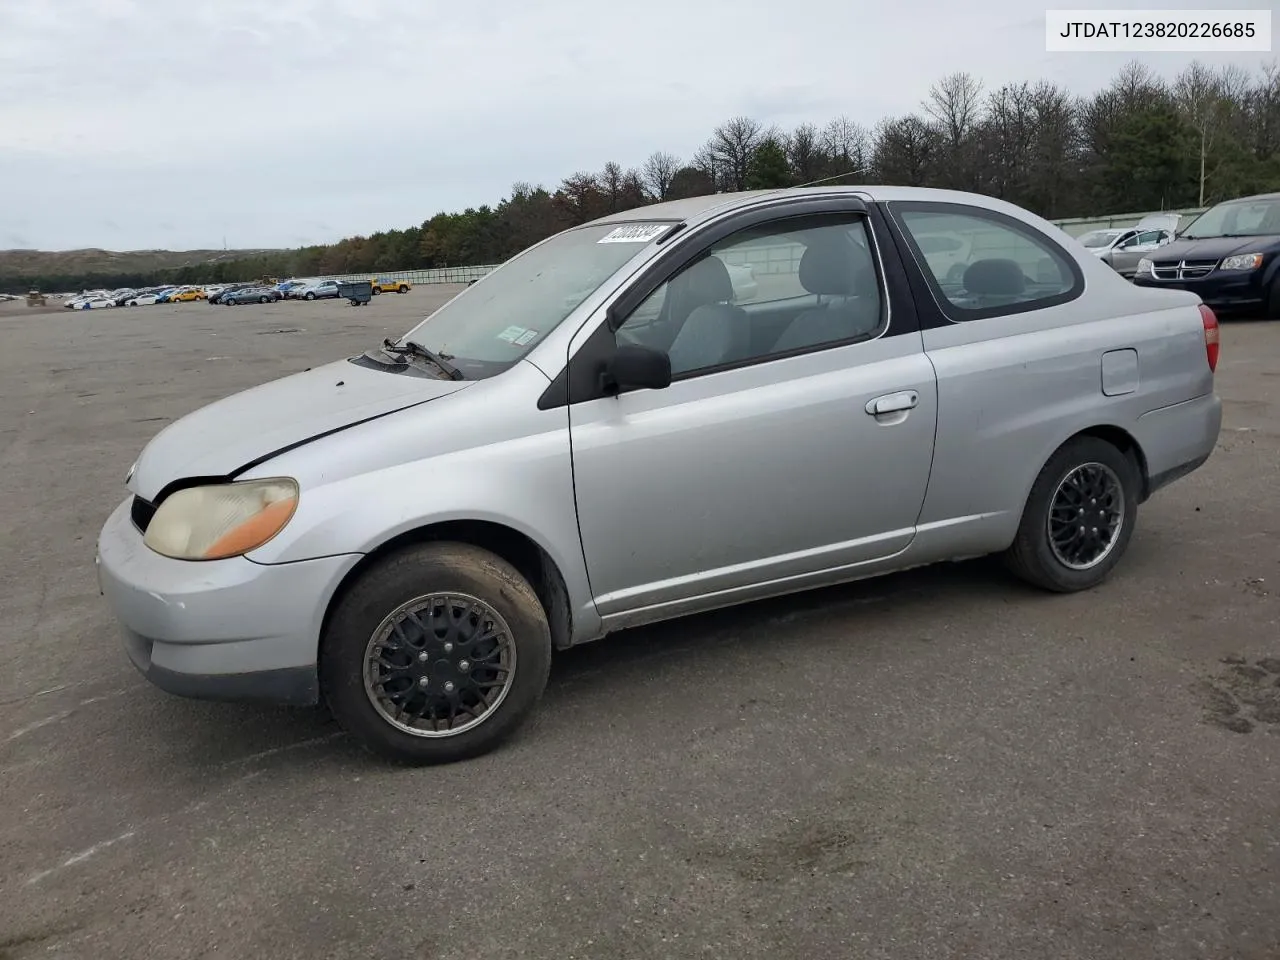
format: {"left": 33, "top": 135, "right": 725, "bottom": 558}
{"left": 772, "top": 233, "right": 881, "bottom": 353}
{"left": 665, "top": 256, "right": 750, "bottom": 373}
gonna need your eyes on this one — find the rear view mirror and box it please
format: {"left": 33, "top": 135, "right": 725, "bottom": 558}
{"left": 603, "top": 344, "right": 671, "bottom": 392}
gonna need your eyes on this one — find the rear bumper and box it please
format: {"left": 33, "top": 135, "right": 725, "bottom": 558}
{"left": 1134, "top": 393, "right": 1222, "bottom": 498}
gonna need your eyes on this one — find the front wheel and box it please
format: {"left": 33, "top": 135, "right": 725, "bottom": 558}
{"left": 259, "top": 296, "right": 269, "bottom": 303}
{"left": 305, "top": 292, "right": 315, "bottom": 300}
{"left": 372, "top": 287, "right": 381, "bottom": 295}
{"left": 321, "top": 542, "right": 552, "bottom": 764}
{"left": 1004, "top": 436, "right": 1140, "bottom": 592}
{"left": 1267, "top": 278, "right": 1280, "bottom": 320}
{"left": 398, "top": 285, "right": 409, "bottom": 294}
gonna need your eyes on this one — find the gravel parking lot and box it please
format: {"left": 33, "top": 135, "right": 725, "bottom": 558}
{"left": 1, "top": 291, "right": 1278, "bottom": 959}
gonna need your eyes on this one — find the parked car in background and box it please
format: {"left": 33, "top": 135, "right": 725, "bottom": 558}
{"left": 208, "top": 283, "right": 254, "bottom": 305}
{"left": 64, "top": 290, "right": 108, "bottom": 308}
{"left": 170, "top": 288, "right": 206, "bottom": 302}
{"left": 1132, "top": 192, "right": 1280, "bottom": 317}
{"left": 300, "top": 280, "right": 341, "bottom": 300}
{"left": 369, "top": 277, "right": 412, "bottom": 294}
{"left": 124, "top": 292, "right": 162, "bottom": 307}
{"left": 1095, "top": 214, "right": 1181, "bottom": 278}
{"left": 75, "top": 296, "right": 116, "bottom": 309}
{"left": 1076, "top": 227, "right": 1136, "bottom": 258}
{"left": 223, "top": 285, "right": 282, "bottom": 305}
{"left": 98, "top": 186, "right": 1222, "bottom": 764}
{"left": 276, "top": 280, "right": 309, "bottom": 299}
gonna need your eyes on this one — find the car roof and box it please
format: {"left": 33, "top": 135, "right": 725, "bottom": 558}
{"left": 1214, "top": 192, "right": 1280, "bottom": 204}
{"left": 588, "top": 185, "right": 1065, "bottom": 230}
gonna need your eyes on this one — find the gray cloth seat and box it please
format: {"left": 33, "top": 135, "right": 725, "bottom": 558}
{"left": 963, "top": 258, "right": 1027, "bottom": 303}
{"left": 666, "top": 257, "right": 750, "bottom": 374}
{"left": 772, "top": 234, "right": 881, "bottom": 353}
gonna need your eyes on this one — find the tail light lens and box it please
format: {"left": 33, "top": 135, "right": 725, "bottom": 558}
{"left": 1199, "top": 304, "right": 1219, "bottom": 373}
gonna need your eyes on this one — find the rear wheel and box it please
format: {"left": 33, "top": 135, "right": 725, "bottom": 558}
{"left": 398, "top": 285, "right": 409, "bottom": 293}
{"left": 1004, "top": 436, "right": 1140, "bottom": 592}
{"left": 305, "top": 292, "right": 315, "bottom": 300}
{"left": 259, "top": 296, "right": 269, "bottom": 303}
{"left": 321, "top": 542, "right": 552, "bottom": 764}
{"left": 372, "top": 286, "right": 381, "bottom": 295}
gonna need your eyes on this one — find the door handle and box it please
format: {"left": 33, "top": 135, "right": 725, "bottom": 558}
{"left": 865, "top": 390, "right": 919, "bottom": 416}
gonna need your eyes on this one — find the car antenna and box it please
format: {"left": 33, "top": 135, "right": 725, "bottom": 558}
{"left": 787, "top": 169, "right": 864, "bottom": 191}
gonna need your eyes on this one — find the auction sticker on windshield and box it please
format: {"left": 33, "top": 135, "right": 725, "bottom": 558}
{"left": 598, "top": 224, "right": 671, "bottom": 243}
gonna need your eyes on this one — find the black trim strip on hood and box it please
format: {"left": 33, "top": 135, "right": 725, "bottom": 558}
{"left": 227, "top": 396, "right": 441, "bottom": 481}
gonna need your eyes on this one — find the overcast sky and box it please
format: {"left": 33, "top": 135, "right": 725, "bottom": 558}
{"left": 0, "top": 0, "right": 1273, "bottom": 251}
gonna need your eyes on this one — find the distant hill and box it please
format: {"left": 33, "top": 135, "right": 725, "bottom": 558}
{"left": 0, "top": 247, "right": 280, "bottom": 281}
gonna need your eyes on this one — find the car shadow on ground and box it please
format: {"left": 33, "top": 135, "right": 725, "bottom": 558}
{"left": 133, "top": 554, "right": 1038, "bottom": 775}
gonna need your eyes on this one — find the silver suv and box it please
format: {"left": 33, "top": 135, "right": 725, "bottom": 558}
{"left": 97, "top": 187, "right": 1223, "bottom": 763}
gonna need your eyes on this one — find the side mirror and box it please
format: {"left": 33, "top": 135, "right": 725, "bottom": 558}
{"left": 602, "top": 344, "right": 671, "bottom": 393}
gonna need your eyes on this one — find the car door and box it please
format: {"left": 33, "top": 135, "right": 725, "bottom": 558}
{"left": 561, "top": 198, "right": 938, "bottom": 625}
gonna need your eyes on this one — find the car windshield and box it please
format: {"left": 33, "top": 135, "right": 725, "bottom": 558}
{"left": 1181, "top": 198, "right": 1280, "bottom": 239}
{"left": 1079, "top": 230, "right": 1121, "bottom": 248}
{"left": 396, "top": 221, "right": 676, "bottom": 379}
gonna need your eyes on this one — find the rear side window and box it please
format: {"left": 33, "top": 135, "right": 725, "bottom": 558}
{"left": 892, "top": 202, "right": 1082, "bottom": 322}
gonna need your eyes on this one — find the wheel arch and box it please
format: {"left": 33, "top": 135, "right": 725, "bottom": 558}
{"left": 319, "top": 519, "right": 575, "bottom": 657}
{"left": 1017, "top": 423, "right": 1149, "bottom": 521}
{"left": 1072, "top": 423, "right": 1150, "bottom": 501}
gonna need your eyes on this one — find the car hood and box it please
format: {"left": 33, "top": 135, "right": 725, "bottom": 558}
{"left": 127, "top": 357, "right": 470, "bottom": 501}
{"left": 1155, "top": 235, "right": 1280, "bottom": 260}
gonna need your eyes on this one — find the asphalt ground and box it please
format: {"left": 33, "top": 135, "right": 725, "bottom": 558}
{"left": 1, "top": 290, "right": 1278, "bottom": 959}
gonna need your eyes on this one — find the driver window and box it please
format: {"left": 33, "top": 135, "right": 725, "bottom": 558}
{"left": 615, "top": 214, "right": 884, "bottom": 379}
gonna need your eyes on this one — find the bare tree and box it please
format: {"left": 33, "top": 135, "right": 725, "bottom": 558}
{"left": 820, "top": 116, "right": 870, "bottom": 179}
{"left": 599, "top": 161, "right": 625, "bottom": 213}
{"left": 557, "top": 172, "right": 604, "bottom": 224}
{"left": 1176, "top": 62, "right": 1253, "bottom": 204}
{"left": 786, "top": 123, "right": 821, "bottom": 183}
{"left": 871, "top": 116, "right": 937, "bottom": 184}
{"left": 707, "top": 116, "right": 766, "bottom": 191}
{"left": 923, "top": 72, "right": 984, "bottom": 189}
{"left": 641, "top": 151, "right": 681, "bottom": 201}
{"left": 692, "top": 144, "right": 722, "bottom": 192}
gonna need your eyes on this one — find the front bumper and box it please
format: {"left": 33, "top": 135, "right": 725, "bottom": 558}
{"left": 96, "top": 497, "right": 361, "bottom": 706}
{"left": 1132, "top": 272, "right": 1265, "bottom": 313}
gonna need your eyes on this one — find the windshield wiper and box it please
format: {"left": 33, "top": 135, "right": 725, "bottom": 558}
{"left": 380, "top": 338, "right": 465, "bottom": 380}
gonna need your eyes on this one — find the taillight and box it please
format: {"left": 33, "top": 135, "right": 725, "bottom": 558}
{"left": 1199, "top": 304, "right": 1219, "bottom": 373}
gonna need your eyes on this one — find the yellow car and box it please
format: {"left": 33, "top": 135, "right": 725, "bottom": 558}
{"left": 369, "top": 277, "right": 411, "bottom": 294}
{"left": 170, "top": 289, "right": 206, "bottom": 302}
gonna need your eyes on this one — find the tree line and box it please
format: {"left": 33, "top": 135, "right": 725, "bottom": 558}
{"left": 8, "top": 59, "right": 1280, "bottom": 295}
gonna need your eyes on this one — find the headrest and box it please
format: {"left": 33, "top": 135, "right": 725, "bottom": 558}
{"left": 963, "top": 259, "right": 1026, "bottom": 296}
{"left": 799, "top": 235, "right": 863, "bottom": 296}
{"left": 675, "top": 256, "right": 734, "bottom": 304}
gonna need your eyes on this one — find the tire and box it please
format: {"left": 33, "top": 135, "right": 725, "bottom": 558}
{"left": 1267, "top": 278, "right": 1280, "bottom": 320}
{"left": 372, "top": 286, "right": 381, "bottom": 295}
{"left": 259, "top": 296, "right": 269, "bottom": 303}
{"left": 398, "top": 285, "right": 408, "bottom": 294}
{"left": 321, "top": 542, "right": 552, "bottom": 764}
{"left": 305, "top": 292, "right": 315, "bottom": 300}
{"left": 1004, "top": 435, "right": 1140, "bottom": 592}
